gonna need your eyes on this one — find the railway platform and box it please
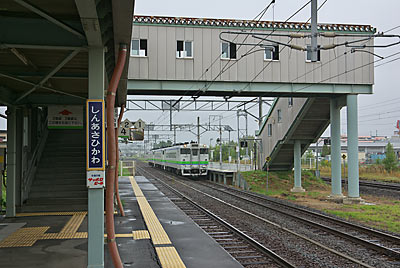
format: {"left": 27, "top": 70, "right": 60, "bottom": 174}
{"left": 0, "top": 174, "right": 242, "bottom": 268}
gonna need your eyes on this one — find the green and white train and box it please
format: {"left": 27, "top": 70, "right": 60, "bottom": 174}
{"left": 147, "top": 142, "right": 209, "bottom": 177}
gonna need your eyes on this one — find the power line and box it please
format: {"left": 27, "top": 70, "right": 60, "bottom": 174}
{"left": 214, "top": 0, "right": 318, "bottom": 93}
{"left": 173, "top": 0, "right": 277, "bottom": 101}
{"left": 198, "top": 0, "right": 322, "bottom": 124}
{"left": 168, "top": 0, "right": 278, "bottom": 124}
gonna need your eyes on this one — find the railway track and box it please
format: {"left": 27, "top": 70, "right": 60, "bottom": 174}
{"left": 136, "top": 163, "right": 394, "bottom": 267}
{"left": 321, "top": 177, "right": 400, "bottom": 192}
{"left": 199, "top": 180, "right": 400, "bottom": 258}
{"left": 136, "top": 165, "right": 294, "bottom": 268}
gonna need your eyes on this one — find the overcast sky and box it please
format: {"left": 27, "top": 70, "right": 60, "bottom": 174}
{"left": 1, "top": 0, "right": 399, "bottom": 146}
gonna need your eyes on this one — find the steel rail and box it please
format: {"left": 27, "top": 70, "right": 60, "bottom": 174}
{"left": 199, "top": 180, "right": 400, "bottom": 260}
{"left": 140, "top": 164, "right": 373, "bottom": 268}
{"left": 136, "top": 165, "right": 295, "bottom": 268}
{"left": 321, "top": 177, "right": 400, "bottom": 192}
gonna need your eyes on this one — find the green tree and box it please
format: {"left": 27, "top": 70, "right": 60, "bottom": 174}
{"left": 305, "top": 149, "right": 315, "bottom": 159}
{"left": 321, "top": 144, "right": 331, "bottom": 157}
{"left": 383, "top": 142, "right": 398, "bottom": 173}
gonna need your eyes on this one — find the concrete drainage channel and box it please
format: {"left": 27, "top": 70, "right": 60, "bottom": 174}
{"left": 136, "top": 165, "right": 295, "bottom": 268}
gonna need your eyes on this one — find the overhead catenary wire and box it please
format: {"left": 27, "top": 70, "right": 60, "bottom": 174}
{"left": 166, "top": 0, "right": 279, "bottom": 127}
{"left": 200, "top": 0, "right": 329, "bottom": 125}
{"left": 170, "top": 0, "right": 277, "bottom": 108}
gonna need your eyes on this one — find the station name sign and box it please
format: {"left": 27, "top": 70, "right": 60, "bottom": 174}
{"left": 86, "top": 100, "right": 105, "bottom": 188}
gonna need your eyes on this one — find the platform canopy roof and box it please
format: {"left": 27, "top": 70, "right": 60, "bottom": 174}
{"left": 0, "top": 0, "right": 134, "bottom": 107}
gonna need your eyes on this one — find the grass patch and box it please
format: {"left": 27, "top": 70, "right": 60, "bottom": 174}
{"left": 240, "top": 169, "right": 329, "bottom": 201}
{"left": 325, "top": 204, "right": 400, "bottom": 234}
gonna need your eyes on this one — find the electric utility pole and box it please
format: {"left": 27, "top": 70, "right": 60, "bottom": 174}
{"left": 311, "top": 0, "right": 318, "bottom": 62}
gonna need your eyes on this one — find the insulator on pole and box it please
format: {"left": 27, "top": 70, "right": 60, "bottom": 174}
{"left": 290, "top": 33, "right": 306, "bottom": 38}
{"left": 321, "top": 44, "right": 336, "bottom": 50}
{"left": 321, "top": 32, "right": 336, "bottom": 38}
{"left": 290, "top": 44, "right": 305, "bottom": 51}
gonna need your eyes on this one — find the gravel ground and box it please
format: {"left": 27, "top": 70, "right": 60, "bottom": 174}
{"left": 137, "top": 164, "right": 370, "bottom": 267}
{"left": 191, "top": 180, "right": 400, "bottom": 268}
{"left": 138, "top": 163, "right": 400, "bottom": 268}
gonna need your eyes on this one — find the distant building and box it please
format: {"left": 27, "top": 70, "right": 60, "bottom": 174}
{"left": 309, "top": 135, "right": 400, "bottom": 163}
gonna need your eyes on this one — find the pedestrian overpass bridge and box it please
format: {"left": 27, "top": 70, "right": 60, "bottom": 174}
{"left": 127, "top": 15, "right": 374, "bottom": 199}
{"left": 0, "top": 11, "right": 375, "bottom": 267}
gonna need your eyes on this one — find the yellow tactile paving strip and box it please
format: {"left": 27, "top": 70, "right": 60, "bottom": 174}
{"left": 60, "top": 212, "right": 87, "bottom": 234}
{"left": 129, "top": 176, "right": 171, "bottom": 245}
{"left": 132, "top": 230, "right": 150, "bottom": 240}
{"left": 129, "top": 176, "right": 186, "bottom": 268}
{"left": 16, "top": 211, "right": 80, "bottom": 217}
{"left": 0, "top": 227, "right": 49, "bottom": 248}
{"left": 156, "top": 247, "right": 186, "bottom": 268}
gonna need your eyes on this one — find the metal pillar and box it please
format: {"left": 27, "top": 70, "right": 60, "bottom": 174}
{"left": 173, "top": 126, "right": 176, "bottom": 144}
{"left": 169, "top": 105, "right": 172, "bottom": 131}
{"left": 330, "top": 98, "right": 343, "bottom": 198}
{"left": 6, "top": 106, "right": 16, "bottom": 217}
{"left": 87, "top": 47, "right": 105, "bottom": 268}
{"left": 258, "top": 97, "right": 263, "bottom": 128}
{"left": 237, "top": 111, "right": 240, "bottom": 171}
{"left": 291, "top": 140, "right": 305, "bottom": 192}
{"left": 311, "top": 0, "right": 318, "bottom": 62}
{"left": 228, "top": 131, "right": 231, "bottom": 163}
{"left": 219, "top": 117, "right": 222, "bottom": 168}
{"left": 197, "top": 117, "right": 200, "bottom": 145}
{"left": 245, "top": 112, "right": 248, "bottom": 164}
{"left": 346, "top": 95, "right": 360, "bottom": 199}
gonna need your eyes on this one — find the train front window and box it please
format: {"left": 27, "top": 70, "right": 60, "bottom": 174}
{"left": 192, "top": 149, "right": 199, "bottom": 155}
{"left": 200, "top": 148, "right": 208, "bottom": 154}
{"left": 180, "top": 148, "right": 190, "bottom": 154}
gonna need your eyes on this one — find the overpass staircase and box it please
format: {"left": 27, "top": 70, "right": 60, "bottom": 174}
{"left": 257, "top": 97, "right": 331, "bottom": 171}
{"left": 20, "top": 129, "right": 87, "bottom": 212}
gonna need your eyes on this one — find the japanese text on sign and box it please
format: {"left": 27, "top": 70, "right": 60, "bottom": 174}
{"left": 87, "top": 100, "right": 105, "bottom": 171}
{"left": 87, "top": 171, "right": 105, "bottom": 188}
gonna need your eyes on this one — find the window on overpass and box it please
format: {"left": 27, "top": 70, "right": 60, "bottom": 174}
{"left": 268, "top": 124, "right": 272, "bottom": 136}
{"left": 265, "top": 45, "right": 279, "bottom": 61}
{"left": 131, "top": 39, "right": 147, "bottom": 57}
{"left": 177, "top": 40, "right": 193, "bottom": 58}
{"left": 277, "top": 109, "right": 282, "bottom": 123}
{"left": 288, "top": 97, "right": 293, "bottom": 107}
{"left": 221, "top": 42, "right": 237, "bottom": 59}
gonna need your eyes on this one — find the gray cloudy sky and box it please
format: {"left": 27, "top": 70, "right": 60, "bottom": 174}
{"left": 126, "top": 0, "right": 400, "bottom": 146}
{"left": 1, "top": 0, "right": 399, "bottom": 146}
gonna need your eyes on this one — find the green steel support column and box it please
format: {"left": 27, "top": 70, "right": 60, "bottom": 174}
{"left": 6, "top": 106, "right": 16, "bottom": 217}
{"left": 87, "top": 47, "right": 105, "bottom": 268}
{"left": 291, "top": 140, "right": 305, "bottom": 192}
{"left": 346, "top": 94, "right": 360, "bottom": 199}
{"left": 329, "top": 98, "right": 343, "bottom": 198}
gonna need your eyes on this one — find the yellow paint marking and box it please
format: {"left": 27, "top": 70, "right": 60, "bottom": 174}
{"left": 129, "top": 176, "right": 144, "bottom": 197}
{"left": 0, "top": 227, "right": 49, "bottom": 248}
{"left": 73, "top": 232, "right": 88, "bottom": 239}
{"left": 103, "top": 233, "right": 133, "bottom": 238}
{"left": 155, "top": 247, "right": 186, "bottom": 268}
{"left": 129, "top": 176, "right": 171, "bottom": 245}
{"left": 132, "top": 230, "right": 150, "bottom": 240}
{"left": 16, "top": 211, "right": 84, "bottom": 217}
{"left": 60, "top": 212, "right": 86, "bottom": 234}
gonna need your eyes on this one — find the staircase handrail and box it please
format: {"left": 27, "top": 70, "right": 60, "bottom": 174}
{"left": 21, "top": 116, "right": 49, "bottom": 203}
